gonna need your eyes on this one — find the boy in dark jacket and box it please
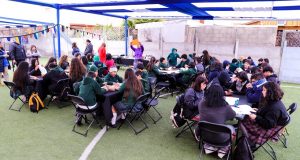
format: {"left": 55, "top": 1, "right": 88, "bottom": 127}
{"left": 263, "top": 66, "right": 279, "bottom": 84}
{"left": 176, "top": 54, "right": 190, "bottom": 68}
{"left": 9, "top": 41, "right": 26, "bottom": 66}
{"left": 177, "top": 62, "right": 196, "bottom": 86}
{"left": 158, "top": 57, "right": 169, "bottom": 69}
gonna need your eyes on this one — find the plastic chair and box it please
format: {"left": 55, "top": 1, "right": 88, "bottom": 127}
{"left": 4, "top": 81, "right": 27, "bottom": 112}
{"left": 118, "top": 93, "right": 150, "bottom": 135}
{"left": 68, "top": 94, "right": 102, "bottom": 137}
{"left": 46, "top": 78, "right": 70, "bottom": 107}
{"left": 198, "top": 121, "right": 233, "bottom": 160}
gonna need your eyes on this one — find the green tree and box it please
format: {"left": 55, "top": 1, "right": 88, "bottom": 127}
{"left": 123, "top": 19, "right": 163, "bottom": 29}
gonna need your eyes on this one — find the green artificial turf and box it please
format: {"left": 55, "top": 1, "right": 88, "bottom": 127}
{"left": 0, "top": 58, "right": 300, "bottom": 160}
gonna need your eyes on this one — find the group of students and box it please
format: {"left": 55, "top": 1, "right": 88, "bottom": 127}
{"left": 168, "top": 50, "right": 288, "bottom": 158}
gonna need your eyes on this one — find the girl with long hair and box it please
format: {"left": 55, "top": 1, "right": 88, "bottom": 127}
{"left": 242, "top": 82, "right": 289, "bottom": 146}
{"left": 45, "top": 57, "right": 57, "bottom": 71}
{"left": 69, "top": 58, "right": 86, "bottom": 83}
{"left": 58, "top": 55, "right": 69, "bottom": 70}
{"left": 111, "top": 68, "right": 144, "bottom": 127}
{"left": 13, "top": 61, "right": 35, "bottom": 98}
{"left": 146, "top": 56, "right": 160, "bottom": 78}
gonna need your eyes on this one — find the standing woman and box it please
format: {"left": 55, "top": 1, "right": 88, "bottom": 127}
{"left": 111, "top": 68, "right": 144, "bottom": 127}
{"left": 27, "top": 45, "right": 41, "bottom": 62}
{"left": 98, "top": 42, "right": 106, "bottom": 63}
{"left": 58, "top": 55, "right": 69, "bottom": 70}
{"left": 242, "top": 82, "right": 289, "bottom": 147}
{"left": 0, "top": 42, "right": 9, "bottom": 85}
{"left": 72, "top": 42, "right": 80, "bottom": 56}
{"left": 130, "top": 42, "right": 144, "bottom": 68}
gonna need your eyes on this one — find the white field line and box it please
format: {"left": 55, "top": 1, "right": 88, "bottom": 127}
{"left": 79, "top": 126, "right": 107, "bottom": 160}
{"left": 281, "top": 85, "right": 300, "bottom": 89}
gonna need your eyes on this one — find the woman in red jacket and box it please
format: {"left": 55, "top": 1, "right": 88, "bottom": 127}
{"left": 98, "top": 42, "right": 106, "bottom": 63}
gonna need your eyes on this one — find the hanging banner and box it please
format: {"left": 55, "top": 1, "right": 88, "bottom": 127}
{"left": 15, "top": 36, "right": 20, "bottom": 44}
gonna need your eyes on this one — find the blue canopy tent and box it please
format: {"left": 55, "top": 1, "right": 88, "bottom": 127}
{"left": 8, "top": 0, "right": 300, "bottom": 57}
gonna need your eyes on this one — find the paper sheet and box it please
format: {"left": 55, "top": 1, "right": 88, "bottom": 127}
{"left": 225, "top": 97, "right": 239, "bottom": 106}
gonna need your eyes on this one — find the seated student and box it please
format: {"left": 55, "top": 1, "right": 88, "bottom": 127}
{"left": 42, "top": 62, "right": 69, "bottom": 96}
{"left": 58, "top": 55, "right": 69, "bottom": 70}
{"left": 223, "top": 60, "right": 232, "bottom": 75}
{"left": 208, "top": 62, "right": 223, "bottom": 82}
{"left": 137, "top": 63, "right": 149, "bottom": 80}
{"left": 177, "top": 62, "right": 197, "bottom": 86}
{"left": 89, "top": 65, "right": 104, "bottom": 86}
{"left": 81, "top": 56, "right": 90, "bottom": 70}
{"left": 158, "top": 57, "right": 169, "bottom": 69}
{"left": 176, "top": 54, "right": 190, "bottom": 68}
{"left": 146, "top": 56, "right": 160, "bottom": 78}
{"left": 229, "top": 71, "right": 249, "bottom": 95}
{"left": 69, "top": 58, "right": 87, "bottom": 84}
{"left": 257, "top": 58, "right": 264, "bottom": 68}
{"left": 136, "top": 70, "right": 150, "bottom": 93}
{"left": 207, "top": 71, "right": 232, "bottom": 95}
{"left": 263, "top": 58, "right": 269, "bottom": 64}
{"left": 29, "top": 58, "right": 43, "bottom": 77}
{"left": 93, "top": 55, "right": 107, "bottom": 76}
{"left": 183, "top": 75, "right": 207, "bottom": 120}
{"left": 45, "top": 57, "right": 57, "bottom": 71}
{"left": 243, "top": 59, "right": 252, "bottom": 73}
{"left": 104, "top": 67, "right": 123, "bottom": 84}
{"left": 105, "top": 53, "right": 115, "bottom": 71}
{"left": 263, "top": 66, "right": 279, "bottom": 84}
{"left": 194, "top": 84, "right": 236, "bottom": 158}
{"left": 167, "top": 48, "right": 180, "bottom": 67}
{"left": 242, "top": 82, "right": 289, "bottom": 147}
{"left": 246, "top": 73, "right": 267, "bottom": 106}
{"left": 74, "top": 71, "right": 108, "bottom": 125}
{"left": 13, "top": 61, "right": 35, "bottom": 99}
{"left": 87, "top": 53, "right": 94, "bottom": 63}
{"left": 195, "top": 57, "right": 204, "bottom": 73}
{"left": 111, "top": 68, "right": 145, "bottom": 127}
{"left": 74, "top": 53, "right": 81, "bottom": 60}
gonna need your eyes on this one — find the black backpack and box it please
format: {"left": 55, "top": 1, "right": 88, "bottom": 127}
{"left": 233, "top": 136, "right": 254, "bottom": 160}
{"left": 170, "top": 94, "right": 186, "bottom": 128}
{"left": 29, "top": 93, "right": 45, "bottom": 113}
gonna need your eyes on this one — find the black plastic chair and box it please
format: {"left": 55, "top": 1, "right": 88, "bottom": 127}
{"left": 278, "top": 103, "right": 297, "bottom": 148}
{"left": 198, "top": 121, "right": 233, "bottom": 160}
{"left": 118, "top": 93, "right": 150, "bottom": 135}
{"left": 4, "top": 81, "right": 27, "bottom": 112}
{"left": 251, "top": 115, "right": 291, "bottom": 160}
{"left": 143, "top": 87, "right": 166, "bottom": 124}
{"left": 155, "top": 75, "right": 178, "bottom": 98}
{"left": 47, "top": 78, "right": 70, "bottom": 107}
{"left": 68, "top": 94, "right": 102, "bottom": 137}
{"left": 175, "top": 94, "right": 198, "bottom": 139}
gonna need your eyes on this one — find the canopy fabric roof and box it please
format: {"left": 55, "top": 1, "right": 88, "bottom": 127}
{"left": 10, "top": 0, "right": 300, "bottom": 20}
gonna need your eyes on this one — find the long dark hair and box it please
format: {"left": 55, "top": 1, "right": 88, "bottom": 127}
{"left": 146, "top": 56, "right": 156, "bottom": 72}
{"left": 59, "top": 55, "right": 68, "bottom": 67}
{"left": 204, "top": 84, "right": 227, "bottom": 107}
{"left": 30, "top": 58, "right": 39, "bottom": 69}
{"left": 192, "top": 75, "right": 207, "bottom": 91}
{"left": 260, "top": 82, "right": 284, "bottom": 107}
{"left": 69, "top": 58, "right": 86, "bottom": 82}
{"left": 13, "top": 61, "right": 29, "bottom": 91}
{"left": 46, "top": 57, "right": 57, "bottom": 69}
{"left": 123, "top": 68, "right": 143, "bottom": 101}
{"left": 202, "top": 50, "right": 211, "bottom": 66}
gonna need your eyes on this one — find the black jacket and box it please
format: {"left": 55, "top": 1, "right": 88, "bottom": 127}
{"left": 42, "top": 67, "right": 68, "bottom": 93}
{"left": 255, "top": 100, "right": 289, "bottom": 129}
{"left": 9, "top": 42, "right": 26, "bottom": 61}
{"left": 266, "top": 74, "right": 279, "bottom": 84}
{"left": 183, "top": 88, "right": 204, "bottom": 119}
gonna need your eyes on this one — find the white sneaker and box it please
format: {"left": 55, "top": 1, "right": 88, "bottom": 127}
{"left": 204, "top": 144, "right": 217, "bottom": 154}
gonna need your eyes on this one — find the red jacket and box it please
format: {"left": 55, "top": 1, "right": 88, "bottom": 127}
{"left": 98, "top": 47, "right": 106, "bottom": 63}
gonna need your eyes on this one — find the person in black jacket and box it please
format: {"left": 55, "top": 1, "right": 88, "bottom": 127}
{"left": 242, "top": 82, "right": 289, "bottom": 145}
{"left": 9, "top": 41, "right": 26, "bottom": 66}
{"left": 263, "top": 66, "right": 279, "bottom": 84}
{"left": 183, "top": 75, "right": 207, "bottom": 119}
{"left": 83, "top": 39, "right": 93, "bottom": 56}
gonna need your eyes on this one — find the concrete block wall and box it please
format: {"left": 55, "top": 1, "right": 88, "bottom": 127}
{"left": 280, "top": 47, "right": 300, "bottom": 83}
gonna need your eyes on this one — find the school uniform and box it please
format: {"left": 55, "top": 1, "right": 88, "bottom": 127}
{"left": 104, "top": 74, "right": 123, "bottom": 84}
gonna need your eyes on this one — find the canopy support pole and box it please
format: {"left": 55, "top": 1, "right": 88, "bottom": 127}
{"left": 56, "top": 4, "right": 61, "bottom": 58}
{"left": 124, "top": 16, "right": 128, "bottom": 56}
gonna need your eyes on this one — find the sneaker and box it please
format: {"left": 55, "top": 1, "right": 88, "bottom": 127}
{"left": 203, "top": 144, "right": 218, "bottom": 154}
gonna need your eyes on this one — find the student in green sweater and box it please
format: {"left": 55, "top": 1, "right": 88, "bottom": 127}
{"left": 89, "top": 65, "right": 104, "bottom": 86}
{"left": 167, "top": 48, "right": 180, "bottom": 67}
{"left": 74, "top": 71, "right": 108, "bottom": 125}
{"left": 146, "top": 56, "right": 160, "bottom": 78}
{"left": 111, "top": 68, "right": 144, "bottom": 127}
{"left": 177, "top": 62, "right": 197, "bottom": 86}
{"left": 159, "top": 57, "right": 169, "bottom": 69}
{"left": 104, "top": 67, "right": 123, "bottom": 85}
{"left": 137, "top": 63, "right": 149, "bottom": 80}
{"left": 136, "top": 70, "right": 150, "bottom": 93}
{"left": 176, "top": 54, "right": 190, "bottom": 68}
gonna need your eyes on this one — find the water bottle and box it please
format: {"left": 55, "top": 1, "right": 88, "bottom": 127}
{"left": 234, "top": 99, "right": 239, "bottom": 107}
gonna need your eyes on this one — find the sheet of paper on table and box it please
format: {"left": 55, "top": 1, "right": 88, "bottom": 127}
{"left": 225, "top": 96, "right": 239, "bottom": 106}
{"left": 232, "top": 105, "right": 254, "bottom": 115}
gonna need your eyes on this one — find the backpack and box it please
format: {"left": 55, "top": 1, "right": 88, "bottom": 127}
{"left": 170, "top": 94, "right": 186, "bottom": 128}
{"left": 29, "top": 93, "right": 45, "bottom": 113}
{"left": 233, "top": 136, "right": 254, "bottom": 160}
